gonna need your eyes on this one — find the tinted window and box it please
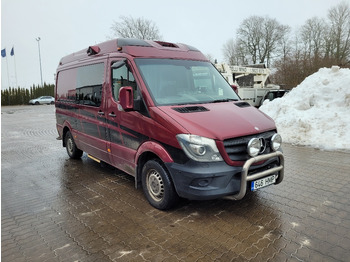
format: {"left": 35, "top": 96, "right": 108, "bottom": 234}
{"left": 56, "top": 69, "right": 77, "bottom": 101}
{"left": 77, "top": 63, "right": 104, "bottom": 106}
{"left": 57, "top": 63, "right": 104, "bottom": 107}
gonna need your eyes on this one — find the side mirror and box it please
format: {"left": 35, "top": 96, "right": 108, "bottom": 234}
{"left": 119, "top": 86, "right": 134, "bottom": 111}
{"left": 231, "top": 84, "right": 238, "bottom": 94}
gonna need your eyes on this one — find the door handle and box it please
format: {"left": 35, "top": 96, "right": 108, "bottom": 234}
{"left": 109, "top": 112, "right": 116, "bottom": 117}
{"left": 98, "top": 111, "right": 105, "bottom": 116}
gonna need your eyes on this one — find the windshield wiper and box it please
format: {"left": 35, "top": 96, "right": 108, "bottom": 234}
{"left": 211, "top": 98, "right": 238, "bottom": 103}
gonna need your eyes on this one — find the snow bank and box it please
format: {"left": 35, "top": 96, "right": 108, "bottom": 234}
{"left": 260, "top": 66, "right": 350, "bottom": 152}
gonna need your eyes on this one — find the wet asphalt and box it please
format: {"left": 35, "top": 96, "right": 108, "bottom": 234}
{"left": 1, "top": 105, "right": 350, "bottom": 261}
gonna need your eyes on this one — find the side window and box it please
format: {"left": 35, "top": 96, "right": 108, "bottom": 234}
{"left": 112, "top": 62, "right": 137, "bottom": 101}
{"left": 56, "top": 63, "right": 104, "bottom": 107}
{"left": 77, "top": 63, "right": 104, "bottom": 107}
{"left": 267, "top": 92, "right": 274, "bottom": 101}
{"left": 56, "top": 69, "right": 77, "bottom": 102}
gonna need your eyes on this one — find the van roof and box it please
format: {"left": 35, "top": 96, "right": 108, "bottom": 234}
{"left": 58, "top": 38, "right": 208, "bottom": 67}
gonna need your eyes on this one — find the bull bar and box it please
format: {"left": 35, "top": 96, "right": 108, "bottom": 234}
{"left": 230, "top": 151, "right": 284, "bottom": 200}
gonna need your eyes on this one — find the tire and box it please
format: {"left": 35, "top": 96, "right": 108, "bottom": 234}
{"left": 35, "top": 101, "right": 39, "bottom": 105}
{"left": 142, "top": 160, "right": 179, "bottom": 210}
{"left": 65, "top": 131, "right": 83, "bottom": 159}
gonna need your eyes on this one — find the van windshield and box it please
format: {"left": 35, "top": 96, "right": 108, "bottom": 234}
{"left": 135, "top": 59, "right": 240, "bottom": 106}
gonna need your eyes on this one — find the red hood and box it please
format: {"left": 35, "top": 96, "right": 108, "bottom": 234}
{"left": 159, "top": 102, "right": 276, "bottom": 141}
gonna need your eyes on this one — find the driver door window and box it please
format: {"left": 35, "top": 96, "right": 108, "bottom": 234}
{"left": 112, "top": 63, "right": 137, "bottom": 101}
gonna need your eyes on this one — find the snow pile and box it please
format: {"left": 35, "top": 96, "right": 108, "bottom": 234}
{"left": 260, "top": 66, "right": 350, "bottom": 151}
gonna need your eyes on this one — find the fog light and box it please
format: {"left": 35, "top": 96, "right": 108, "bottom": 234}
{"left": 191, "top": 178, "right": 213, "bottom": 187}
{"left": 247, "top": 138, "right": 261, "bottom": 157}
{"left": 271, "top": 133, "right": 282, "bottom": 151}
{"left": 198, "top": 179, "right": 210, "bottom": 187}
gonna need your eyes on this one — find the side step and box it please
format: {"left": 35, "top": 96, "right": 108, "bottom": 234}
{"left": 87, "top": 154, "right": 101, "bottom": 163}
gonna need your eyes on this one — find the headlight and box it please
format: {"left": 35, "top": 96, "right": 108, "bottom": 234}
{"left": 176, "top": 134, "right": 223, "bottom": 162}
{"left": 247, "top": 138, "right": 261, "bottom": 157}
{"left": 271, "top": 133, "right": 282, "bottom": 151}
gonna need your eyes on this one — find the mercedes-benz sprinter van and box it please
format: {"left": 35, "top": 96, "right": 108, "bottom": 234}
{"left": 55, "top": 38, "right": 284, "bottom": 210}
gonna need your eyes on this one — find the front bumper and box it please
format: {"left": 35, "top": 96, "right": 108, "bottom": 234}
{"left": 165, "top": 151, "right": 284, "bottom": 200}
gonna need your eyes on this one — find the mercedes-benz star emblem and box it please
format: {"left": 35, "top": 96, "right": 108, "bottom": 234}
{"left": 259, "top": 138, "right": 266, "bottom": 153}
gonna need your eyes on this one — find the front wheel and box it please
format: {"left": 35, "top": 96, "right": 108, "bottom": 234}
{"left": 65, "top": 131, "right": 83, "bottom": 159}
{"left": 142, "top": 160, "right": 179, "bottom": 210}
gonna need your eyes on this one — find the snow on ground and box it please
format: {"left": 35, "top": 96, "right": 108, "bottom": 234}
{"left": 260, "top": 66, "right": 350, "bottom": 152}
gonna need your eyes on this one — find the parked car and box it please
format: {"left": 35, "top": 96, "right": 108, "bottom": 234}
{"left": 29, "top": 96, "right": 55, "bottom": 105}
{"left": 259, "top": 90, "right": 289, "bottom": 107}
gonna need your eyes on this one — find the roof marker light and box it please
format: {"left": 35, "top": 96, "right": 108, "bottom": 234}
{"left": 87, "top": 46, "right": 100, "bottom": 56}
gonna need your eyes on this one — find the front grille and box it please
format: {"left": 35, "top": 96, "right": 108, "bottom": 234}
{"left": 223, "top": 131, "right": 276, "bottom": 161}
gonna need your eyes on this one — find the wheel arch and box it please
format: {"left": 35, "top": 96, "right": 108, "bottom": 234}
{"left": 62, "top": 122, "right": 73, "bottom": 147}
{"left": 135, "top": 141, "right": 174, "bottom": 189}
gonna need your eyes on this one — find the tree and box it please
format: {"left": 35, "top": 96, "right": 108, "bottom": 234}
{"left": 300, "top": 17, "right": 327, "bottom": 59}
{"left": 297, "top": 16, "right": 330, "bottom": 73}
{"left": 327, "top": 1, "right": 350, "bottom": 65}
{"left": 222, "top": 38, "right": 248, "bottom": 65}
{"left": 236, "top": 16, "right": 290, "bottom": 67}
{"left": 205, "top": 53, "right": 215, "bottom": 63}
{"left": 111, "top": 16, "right": 162, "bottom": 40}
{"left": 1, "top": 84, "right": 55, "bottom": 106}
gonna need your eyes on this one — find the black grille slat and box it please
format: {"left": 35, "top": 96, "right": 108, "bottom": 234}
{"left": 223, "top": 131, "right": 276, "bottom": 161}
{"left": 225, "top": 145, "right": 246, "bottom": 154}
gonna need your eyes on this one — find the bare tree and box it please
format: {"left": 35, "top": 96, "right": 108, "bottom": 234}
{"left": 206, "top": 53, "right": 215, "bottom": 63}
{"left": 111, "top": 16, "right": 162, "bottom": 40}
{"left": 237, "top": 16, "right": 263, "bottom": 65}
{"left": 298, "top": 17, "right": 329, "bottom": 71}
{"left": 222, "top": 38, "right": 248, "bottom": 65}
{"left": 327, "top": 1, "right": 350, "bottom": 65}
{"left": 300, "top": 17, "right": 327, "bottom": 58}
{"left": 237, "top": 16, "right": 289, "bottom": 67}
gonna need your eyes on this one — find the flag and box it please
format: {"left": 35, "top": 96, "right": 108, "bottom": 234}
{"left": 10, "top": 47, "right": 14, "bottom": 56}
{"left": 1, "top": 48, "right": 6, "bottom": 57}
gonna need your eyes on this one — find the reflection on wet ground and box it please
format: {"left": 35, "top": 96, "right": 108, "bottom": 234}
{"left": 2, "top": 106, "right": 350, "bottom": 261}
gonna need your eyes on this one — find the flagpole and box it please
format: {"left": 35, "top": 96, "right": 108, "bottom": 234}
{"left": 6, "top": 54, "right": 10, "bottom": 88}
{"left": 2, "top": 48, "right": 11, "bottom": 88}
{"left": 11, "top": 47, "right": 18, "bottom": 88}
{"left": 36, "top": 37, "right": 43, "bottom": 87}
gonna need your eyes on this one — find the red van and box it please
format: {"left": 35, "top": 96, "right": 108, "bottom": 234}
{"left": 55, "top": 38, "right": 284, "bottom": 210}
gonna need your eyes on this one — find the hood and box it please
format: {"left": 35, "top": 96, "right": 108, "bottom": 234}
{"left": 159, "top": 102, "right": 276, "bottom": 140}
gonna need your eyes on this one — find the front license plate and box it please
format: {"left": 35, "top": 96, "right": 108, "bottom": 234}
{"left": 251, "top": 175, "right": 276, "bottom": 191}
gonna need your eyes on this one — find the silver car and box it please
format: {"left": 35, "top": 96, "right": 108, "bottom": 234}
{"left": 29, "top": 96, "right": 55, "bottom": 105}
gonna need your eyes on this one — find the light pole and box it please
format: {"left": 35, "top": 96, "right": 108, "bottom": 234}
{"left": 36, "top": 37, "right": 43, "bottom": 86}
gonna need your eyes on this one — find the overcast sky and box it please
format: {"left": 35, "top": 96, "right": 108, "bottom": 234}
{"left": 1, "top": 0, "right": 346, "bottom": 89}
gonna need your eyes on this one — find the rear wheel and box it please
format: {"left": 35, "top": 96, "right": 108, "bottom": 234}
{"left": 65, "top": 131, "right": 83, "bottom": 159}
{"left": 142, "top": 160, "right": 179, "bottom": 210}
